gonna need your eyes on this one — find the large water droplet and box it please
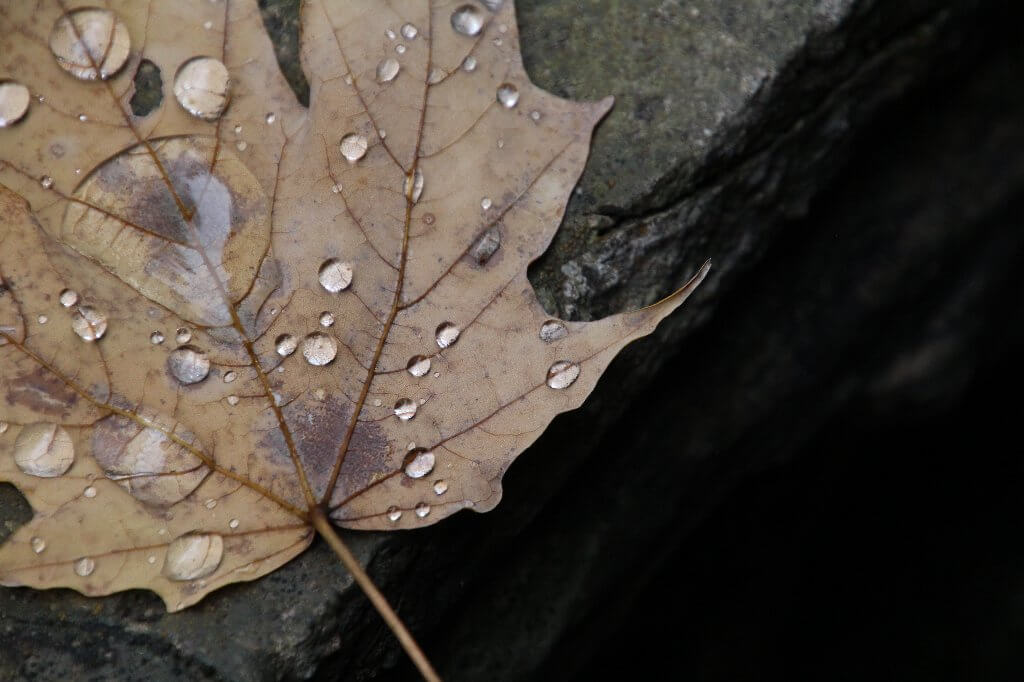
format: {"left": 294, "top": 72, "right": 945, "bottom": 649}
{"left": 415, "top": 502, "right": 431, "bottom": 518}
{"left": 163, "top": 532, "right": 224, "bottom": 581}
{"left": 540, "top": 320, "right": 568, "bottom": 343}
{"left": 394, "top": 398, "right": 417, "bottom": 421}
{"left": 407, "top": 355, "right": 431, "bottom": 377}
{"left": 0, "top": 81, "right": 30, "bottom": 127}
{"left": 319, "top": 258, "right": 353, "bottom": 292}
{"left": 469, "top": 227, "right": 501, "bottom": 265}
{"left": 167, "top": 345, "right": 211, "bottom": 384}
{"left": 58, "top": 289, "right": 79, "bottom": 307}
{"left": 546, "top": 360, "right": 580, "bottom": 389}
{"left": 302, "top": 332, "right": 337, "bottom": 366}
{"left": 275, "top": 333, "right": 298, "bottom": 357}
{"left": 435, "top": 322, "right": 460, "bottom": 349}
{"left": 404, "top": 449, "right": 435, "bottom": 478}
{"left": 451, "top": 5, "right": 485, "bottom": 36}
{"left": 405, "top": 168, "right": 424, "bottom": 203}
{"left": 173, "top": 56, "right": 231, "bottom": 121}
{"left": 401, "top": 23, "right": 419, "bottom": 40}
{"left": 30, "top": 536, "right": 46, "bottom": 554}
{"left": 49, "top": 8, "right": 131, "bottom": 81}
{"left": 14, "top": 423, "right": 75, "bottom": 478}
{"left": 71, "top": 306, "right": 108, "bottom": 342}
{"left": 496, "top": 83, "right": 519, "bottom": 108}
{"left": 340, "top": 133, "right": 368, "bottom": 163}
{"left": 376, "top": 57, "right": 400, "bottom": 84}
{"left": 73, "top": 557, "right": 96, "bottom": 577}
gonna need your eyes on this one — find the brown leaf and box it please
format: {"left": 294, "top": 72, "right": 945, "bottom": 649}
{"left": 0, "top": 0, "right": 707, "bottom": 613}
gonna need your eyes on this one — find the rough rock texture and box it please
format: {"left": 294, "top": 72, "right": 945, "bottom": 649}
{"left": 2, "top": 0, "right": 1022, "bottom": 679}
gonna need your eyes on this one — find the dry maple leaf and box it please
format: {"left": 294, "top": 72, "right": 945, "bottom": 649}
{"left": 0, "top": 0, "right": 707, "bottom": 676}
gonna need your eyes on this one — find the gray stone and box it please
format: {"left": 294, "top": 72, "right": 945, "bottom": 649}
{"left": 2, "top": 0, "right": 1018, "bottom": 680}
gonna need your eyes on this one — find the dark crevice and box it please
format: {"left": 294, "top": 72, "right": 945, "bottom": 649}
{"left": 129, "top": 59, "right": 163, "bottom": 117}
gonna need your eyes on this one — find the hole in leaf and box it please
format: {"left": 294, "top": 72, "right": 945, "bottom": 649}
{"left": 130, "top": 59, "right": 163, "bottom": 116}
{"left": 258, "top": 0, "right": 310, "bottom": 106}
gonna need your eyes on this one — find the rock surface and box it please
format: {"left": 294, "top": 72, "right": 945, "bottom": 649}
{"left": 2, "top": 0, "right": 1021, "bottom": 680}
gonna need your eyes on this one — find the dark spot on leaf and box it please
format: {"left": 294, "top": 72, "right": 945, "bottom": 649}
{"left": 130, "top": 59, "right": 163, "bottom": 117}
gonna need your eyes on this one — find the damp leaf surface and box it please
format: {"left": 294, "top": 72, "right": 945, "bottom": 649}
{"left": 0, "top": 0, "right": 707, "bottom": 611}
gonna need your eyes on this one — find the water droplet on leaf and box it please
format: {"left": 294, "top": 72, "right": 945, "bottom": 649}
{"left": 58, "top": 289, "right": 78, "bottom": 307}
{"left": 407, "top": 355, "right": 431, "bottom": 377}
{"left": 433, "top": 480, "right": 449, "bottom": 496}
{"left": 415, "top": 502, "right": 431, "bottom": 518}
{"left": 150, "top": 331, "right": 165, "bottom": 345}
{"left": 275, "top": 333, "right": 298, "bottom": 357}
{"left": 49, "top": 8, "right": 131, "bottom": 81}
{"left": 30, "top": 537, "right": 46, "bottom": 554}
{"left": 401, "top": 23, "right": 419, "bottom": 40}
{"left": 376, "top": 57, "right": 400, "bottom": 83}
{"left": 481, "top": 197, "right": 492, "bottom": 210}
{"left": 319, "top": 258, "right": 353, "bottom": 292}
{"left": 405, "top": 168, "right": 424, "bottom": 203}
{"left": 173, "top": 56, "right": 231, "bottom": 121}
{"left": 229, "top": 518, "right": 239, "bottom": 529}
{"left": 496, "top": 83, "right": 519, "bottom": 108}
{"left": 403, "top": 449, "right": 435, "bottom": 478}
{"left": 73, "top": 557, "right": 96, "bottom": 577}
{"left": 83, "top": 485, "right": 97, "bottom": 498}
{"left": 546, "top": 360, "right": 580, "bottom": 389}
{"left": 14, "top": 423, "right": 75, "bottom": 478}
{"left": 435, "top": 322, "right": 460, "bottom": 349}
{"left": 223, "top": 370, "right": 236, "bottom": 383}
{"left": 451, "top": 4, "right": 485, "bottom": 36}
{"left": 175, "top": 327, "right": 192, "bottom": 344}
{"left": 163, "top": 532, "right": 224, "bottom": 581}
{"left": 540, "top": 320, "right": 568, "bottom": 342}
{"left": 319, "top": 311, "right": 335, "bottom": 327}
{"left": 463, "top": 56, "right": 478, "bottom": 72}
{"left": 394, "top": 398, "right": 417, "bottom": 421}
{"left": 302, "top": 332, "right": 337, "bottom": 366}
{"left": 387, "top": 506, "right": 402, "bottom": 522}
{"left": 167, "top": 345, "right": 211, "bottom": 384}
{"left": 0, "top": 81, "right": 30, "bottom": 127}
{"left": 469, "top": 227, "right": 501, "bottom": 265}
{"left": 40, "top": 176, "right": 53, "bottom": 189}
{"left": 71, "top": 306, "right": 108, "bottom": 341}
{"left": 339, "top": 133, "right": 368, "bottom": 163}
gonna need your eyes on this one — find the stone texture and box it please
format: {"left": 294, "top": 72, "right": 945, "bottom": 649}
{"left": 2, "top": 0, "right": 1021, "bottom": 680}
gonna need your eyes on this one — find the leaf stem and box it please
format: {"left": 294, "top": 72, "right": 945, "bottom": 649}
{"left": 310, "top": 508, "right": 442, "bottom": 682}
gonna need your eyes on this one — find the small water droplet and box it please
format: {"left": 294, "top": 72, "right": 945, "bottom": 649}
{"left": 173, "top": 56, "right": 231, "bottom": 121}
{"left": 331, "top": 183, "right": 342, "bottom": 194}
{"left": 394, "top": 398, "right": 417, "bottom": 421}
{"left": 302, "top": 332, "right": 337, "bottom": 366}
{"left": 379, "top": 129, "right": 387, "bottom": 139}
{"left": 496, "top": 138, "right": 504, "bottom": 149}
{"left": 229, "top": 518, "right": 239, "bottom": 529}
{"left": 546, "top": 360, "right": 580, "bottom": 389}
{"left": 415, "top": 502, "right": 431, "bottom": 518}
{"left": 0, "top": 422, "right": 8, "bottom": 435}
{"left": 451, "top": 4, "right": 485, "bottom": 36}
{"left": 313, "top": 387, "right": 327, "bottom": 401}
{"left": 163, "top": 532, "right": 224, "bottom": 581}
{"left": 462, "top": 56, "right": 478, "bottom": 72}
{"left": 14, "top": 423, "right": 75, "bottom": 478}
{"left": 435, "top": 322, "right": 460, "bottom": 349}
{"left": 395, "top": 44, "right": 407, "bottom": 55}
{"left": 387, "top": 506, "right": 402, "bottom": 522}
{"left": 58, "top": 289, "right": 79, "bottom": 307}
{"left": 385, "top": 28, "right": 397, "bottom": 40}
{"left": 176, "top": 327, "right": 192, "bottom": 344}
{"left": 407, "top": 355, "right": 431, "bottom": 377}
{"left": 530, "top": 110, "right": 542, "bottom": 122}
{"left": 373, "top": 398, "right": 383, "bottom": 407}
{"left": 167, "top": 345, "right": 211, "bottom": 384}
{"left": 496, "top": 83, "right": 519, "bottom": 108}
{"left": 339, "top": 133, "right": 368, "bottom": 163}
{"left": 30, "top": 537, "right": 46, "bottom": 554}
{"left": 37, "top": 315, "right": 48, "bottom": 325}
{"left": 401, "top": 23, "right": 419, "bottom": 40}
{"left": 318, "top": 258, "right": 353, "bottom": 292}
{"left": 433, "top": 480, "right": 449, "bottom": 496}
{"left": 205, "top": 498, "right": 217, "bottom": 509}
{"left": 540, "top": 320, "right": 568, "bottom": 342}
{"left": 73, "top": 557, "right": 96, "bottom": 577}
{"left": 77, "top": 113, "right": 88, "bottom": 122}
{"left": 481, "top": 0, "right": 505, "bottom": 11}
{"left": 276, "top": 334, "right": 298, "bottom": 357}
{"left": 265, "top": 112, "right": 276, "bottom": 124}
{"left": 319, "top": 311, "right": 335, "bottom": 327}
{"left": 433, "top": 371, "right": 440, "bottom": 378}
{"left": 49, "top": 8, "right": 131, "bottom": 80}
{"left": 71, "top": 306, "right": 108, "bottom": 342}
{"left": 403, "top": 449, "right": 435, "bottom": 478}
{"left": 427, "top": 67, "right": 446, "bottom": 85}
{"left": 482, "top": 198, "right": 494, "bottom": 212}
{"left": 40, "top": 176, "right": 53, "bottom": 189}
{"left": 422, "top": 213, "right": 436, "bottom": 225}
{"left": 405, "top": 168, "right": 424, "bottom": 203}
{"left": 235, "top": 139, "right": 247, "bottom": 151}
{"left": 203, "top": 19, "right": 214, "bottom": 30}
{"left": 0, "top": 80, "right": 30, "bottom": 127}
{"left": 407, "top": 442, "right": 417, "bottom": 451}
{"left": 223, "top": 370, "right": 236, "bottom": 383}
{"left": 83, "top": 485, "right": 97, "bottom": 498}
{"left": 150, "top": 331, "right": 165, "bottom": 345}
{"left": 147, "top": 555, "right": 157, "bottom": 565}
{"left": 469, "top": 227, "right": 501, "bottom": 265}
{"left": 226, "top": 395, "right": 239, "bottom": 406}
{"left": 376, "top": 57, "right": 400, "bottom": 83}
